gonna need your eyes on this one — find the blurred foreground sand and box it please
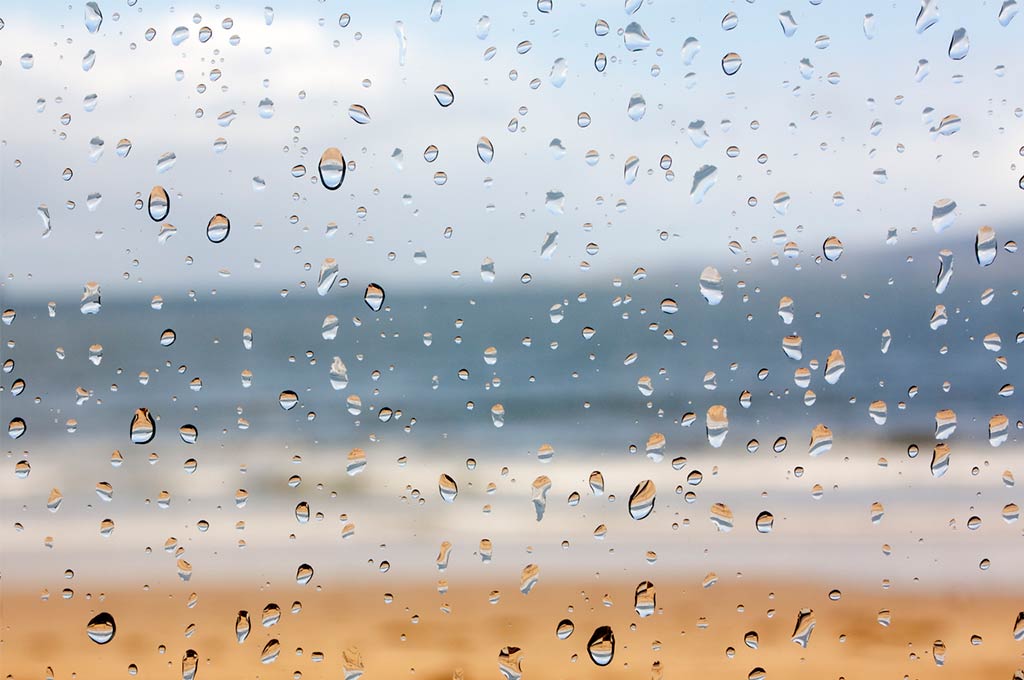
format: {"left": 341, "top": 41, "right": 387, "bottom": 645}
{"left": 3, "top": 579, "right": 1022, "bottom": 680}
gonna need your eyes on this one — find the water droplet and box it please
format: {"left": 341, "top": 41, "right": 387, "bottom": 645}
{"left": 295, "top": 563, "right": 314, "bottom": 585}
{"left": 998, "top": 0, "right": 1019, "bottom": 27}
{"left": 721, "top": 52, "right": 742, "bottom": 75}
{"left": 279, "top": 391, "right": 298, "bottom": 410}
{"left": 587, "top": 626, "right": 615, "bottom": 666}
{"left": 699, "top": 266, "right": 724, "bottom": 305}
{"left": 634, "top": 581, "right": 656, "bottom": 617}
{"left": 948, "top": 27, "right": 969, "bottom": 60}
{"left": 206, "top": 214, "right": 230, "bottom": 243}
{"left": 531, "top": 475, "right": 552, "bottom": 521}
{"left": 627, "top": 93, "right": 646, "bottom": 122}
{"left": 130, "top": 408, "right": 155, "bottom": 444}
{"left": 86, "top": 612, "right": 116, "bottom": 644}
{"left": 477, "top": 137, "right": 494, "bottom": 163}
{"left": 8, "top": 417, "right": 26, "bottom": 439}
{"left": 556, "top": 619, "right": 574, "bottom": 639}
{"left": 317, "top": 258, "right": 338, "bottom": 296}
{"left": 181, "top": 650, "right": 199, "bottom": 680}
{"left": 519, "top": 563, "right": 540, "bottom": 594}
{"left": 434, "top": 84, "right": 455, "bottom": 107}
{"left": 497, "top": 647, "right": 524, "bottom": 680}
{"left": 706, "top": 405, "right": 728, "bottom": 447}
{"left": 438, "top": 474, "right": 458, "bottom": 502}
{"left": 976, "top": 226, "right": 997, "bottom": 266}
{"left": 348, "top": 104, "right": 370, "bottom": 124}
{"left": 260, "top": 639, "right": 281, "bottom": 664}
{"left": 364, "top": 283, "right": 385, "bottom": 311}
{"left": 318, "top": 148, "right": 346, "bottom": 190}
{"left": 147, "top": 186, "right": 169, "bottom": 222}
{"left": 84, "top": 2, "right": 103, "bottom": 33}
{"left": 756, "top": 511, "right": 774, "bottom": 533}
{"left": 628, "top": 480, "right": 656, "bottom": 520}
{"left": 623, "top": 22, "right": 650, "bottom": 51}
{"left": 690, "top": 165, "right": 718, "bottom": 204}
{"left": 235, "top": 611, "right": 251, "bottom": 643}
{"left": 791, "top": 608, "right": 816, "bottom": 647}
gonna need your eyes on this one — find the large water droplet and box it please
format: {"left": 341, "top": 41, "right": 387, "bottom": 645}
{"left": 130, "top": 408, "right": 155, "bottom": 444}
{"left": 148, "top": 186, "right": 169, "bottom": 221}
{"left": 587, "top": 626, "right": 615, "bottom": 666}
{"left": 84, "top": 2, "right": 103, "bottom": 33}
{"left": 634, "top": 581, "right": 656, "bottom": 617}
{"left": 721, "top": 52, "right": 742, "bottom": 75}
{"left": 948, "top": 27, "right": 969, "bottom": 60}
{"left": 364, "top": 283, "right": 385, "bottom": 311}
{"left": 235, "top": 611, "right": 251, "bottom": 643}
{"left": 86, "top": 612, "right": 116, "bottom": 644}
{"left": 318, "top": 148, "right": 346, "bottom": 190}
{"left": 628, "top": 480, "right": 656, "bottom": 520}
{"left": 182, "top": 650, "right": 199, "bottom": 680}
{"left": 438, "top": 474, "right": 458, "bottom": 502}
{"left": 433, "top": 84, "right": 455, "bottom": 107}
{"left": 207, "top": 214, "right": 230, "bottom": 243}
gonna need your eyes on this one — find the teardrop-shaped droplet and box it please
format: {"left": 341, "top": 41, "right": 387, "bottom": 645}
{"left": 556, "top": 619, "right": 574, "bottom": 639}
{"left": 948, "top": 27, "right": 969, "bottom": 60}
{"left": 84, "top": 2, "right": 103, "bottom": 33}
{"left": 260, "top": 639, "right": 281, "bottom": 664}
{"left": 628, "top": 480, "right": 656, "bottom": 520}
{"left": 181, "top": 650, "right": 199, "bottom": 680}
{"left": 317, "top": 258, "right": 338, "bottom": 296}
{"left": 206, "top": 214, "right": 230, "bottom": 243}
{"left": 634, "top": 581, "right": 656, "bottom": 617}
{"left": 587, "top": 626, "right": 615, "bottom": 666}
{"left": 755, "top": 511, "right": 775, "bottom": 533}
{"left": 86, "top": 612, "right": 116, "bottom": 644}
{"left": 235, "top": 611, "right": 251, "bottom": 643}
{"left": 438, "top": 473, "right": 458, "bottom": 502}
{"left": 148, "top": 186, "right": 169, "bottom": 221}
{"left": 130, "top": 407, "right": 155, "bottom": 444}
{"left": 976, "top": 226, "right": 997, "bottom": 266}
{"left": 364, "top": 283, "right": 385, "bottom": 311}
{"left": 318, "top": 147, "right": 346, "bottom": 190}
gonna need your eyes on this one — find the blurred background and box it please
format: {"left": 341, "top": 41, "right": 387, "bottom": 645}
{"left": 1, "top": 1, "right": 1022, "bottom": 678}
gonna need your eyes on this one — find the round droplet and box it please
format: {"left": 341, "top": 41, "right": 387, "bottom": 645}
{"left": 279, "top": 391, "right": 298, "bottom": 410}
{"left": 86, "top": 612, "right": 116, "bottom": 644}
{"left": 722, "top": 52, "right": 743, "bottom": 75}
{"left": 433, "top": 84, "right": 455, "bottom": 107}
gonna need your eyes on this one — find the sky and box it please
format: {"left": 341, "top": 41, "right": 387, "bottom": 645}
{"left": 1, "top": 0, "right": 1022, "bottom": 299}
